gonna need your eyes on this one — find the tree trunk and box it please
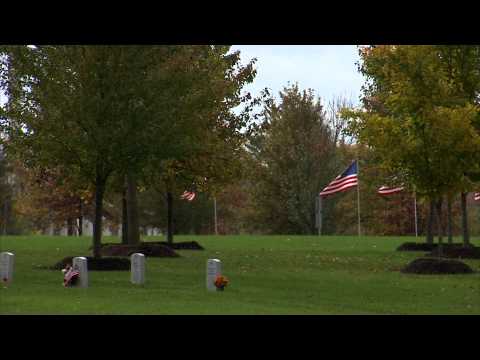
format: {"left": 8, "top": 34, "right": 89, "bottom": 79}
{"left": 67, "top": 218, "right": 75, "bottom": 236}
{"left": 126, "top": 172, "right": 140, "bottom": 245}
{"left": 78, "top": 200, "right": 83, "bottom": 236}
{"left": 167, "top": 191, "right": 174, "bottom": 244}
{"left": 121, "top": 185, "right": 128, "bottom": 244}
{"left": 426, "top": 200, "right": 434, "bottom": 244}
{"left": 435, "top": 198, "right": 444, "bottom": 256}
{"left": 460, "top": 192, "right": 470, "bottom": 247}
{"left": 93, "top": 176, "right": 106, "bottom": 259}
{"left": 447, "top": 197, "right": 453, "bottom": 244}
{"left": 437, "top": 197, "right": 444, "bottom": 243}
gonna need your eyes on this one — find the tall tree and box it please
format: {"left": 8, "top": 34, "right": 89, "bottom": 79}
{"left": 0, "top": 46, "right": 211, "bottom": 254}
{"left": 345, "top": 45, "right": 480, "bottom": 245}
{"left": 140, "top": 46, "right": 258, "bottom": 243}
{"left": 249, "top": 84, "right": 339, "bottom": 234}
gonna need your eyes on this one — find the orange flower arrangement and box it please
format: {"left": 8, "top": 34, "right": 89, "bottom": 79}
{"left": 214, "top": 275, "right": 229, "bottom": 291}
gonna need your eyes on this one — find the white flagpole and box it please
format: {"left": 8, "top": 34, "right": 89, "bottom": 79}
{"left": 414, "top": 195, "right": 418, "bottom": 237}
{"left": 356, "top": 159, "right": 361, "bottom": 237}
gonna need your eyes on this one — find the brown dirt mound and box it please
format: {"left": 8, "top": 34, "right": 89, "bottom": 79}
{"left": 98, "top": 243, "right": 180, "bottom": 257}
{"left": 397, "top": 242, "right": 465, "bottom": 252}
{"left": 400, "top": 257, "right": 474, "bottom": 274}
{"left": 52, "top": 256, "right": 131, "bottom": 271}
{"left": 147, "top": 241, "right": 204, "bottom": 250}
{"left": 427, "top": 245, "right": 480, "bottom": 259}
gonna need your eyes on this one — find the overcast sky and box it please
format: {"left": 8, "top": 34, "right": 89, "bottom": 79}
{"left": 231, "top": 45, "right": 364, "bottom": 107}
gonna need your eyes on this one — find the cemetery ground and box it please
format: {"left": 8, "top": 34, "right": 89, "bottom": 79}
{"left": 1, "top": 235, "right": 479, "bottom": 315}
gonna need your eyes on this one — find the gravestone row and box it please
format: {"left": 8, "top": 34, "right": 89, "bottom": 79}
{"left": 1, "top": 251, "right": 223, "bottom": 291}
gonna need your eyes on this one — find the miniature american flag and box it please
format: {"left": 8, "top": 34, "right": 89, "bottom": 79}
{"left": 181, "top": 190, "right": 196, "bottom": 201}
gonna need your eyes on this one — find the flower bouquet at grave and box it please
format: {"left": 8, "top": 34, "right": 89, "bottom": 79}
{"left": 62, "top": 265, "right": 80, "bottom": 287}
{"left": 214, "top": 275, "right": 229, "bottom": 291}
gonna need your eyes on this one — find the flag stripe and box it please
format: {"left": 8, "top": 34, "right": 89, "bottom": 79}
{"left": 320, "top": 161, "right": 358, "bottom": 197}
{"left": 320, "top": 178, "right": 358, "bottom": 195}
{"left": 474, "top": 192, "right": 480, "bottom": 201}
{"left": 181, "top": 191, "right": 196, "bottom": 201}
{"left": 327, "top": 174, "right": 358, "bottom": 186}
{"left": 378, "top": 186, "right": 404, "bottom": 195}
{"left": 319, "top": 181, "right": 358, "bottom": 196}
{"left": 64, "top": 270, "right": 79, "bottom": 283}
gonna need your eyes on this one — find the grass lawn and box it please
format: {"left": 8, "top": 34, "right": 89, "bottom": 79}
{"left": 1, "top": 235, "right": 479, "bottom": 314}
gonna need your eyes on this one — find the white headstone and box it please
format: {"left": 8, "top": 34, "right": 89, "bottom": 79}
{"left": 206, "top": 258, "right": 222, "bottom": 291}
{"left": 131, "top": 253, "right": 145, "bottom": 285}
{"left": 0, "top": 252, "right": 14, "bottom": 284}
{"left": 72, "top": 257, "right": 88, "bottom": 288}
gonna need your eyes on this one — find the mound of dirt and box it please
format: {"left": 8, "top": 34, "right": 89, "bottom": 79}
{"left": 427, "top": 245, "right": 480, "bottom": 259}
{"left": 53, "top": 256, "right": 131, "bottom": 271}
{"left": 148, "top": 241, "right": 204, "bottom": 250}
{"left": 397, "top": 242, "right": 466, "bottom": 252}
{"left": 397, "top": 242, "right": 437, "bottom": 251}
{"left": 99, "top": 243, "right": 180, "bottom": 257}
{"left": 400, "top": 257, "right": 474, "bottom": 274}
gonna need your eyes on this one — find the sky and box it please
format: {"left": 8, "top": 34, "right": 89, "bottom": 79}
{"left": 231, "top": 45, "right": 365, "bottom": 107}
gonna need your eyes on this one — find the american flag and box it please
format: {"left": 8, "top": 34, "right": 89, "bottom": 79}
{"left": 63, "top": 268, "right": 80, "bottom": 287}
{"left": 320, "top": 161, "right": 358, "bottom": 197}
{"left": 181, "top": 190, "right": 196, "bottom": 201}
{"left": 474, "top": 193, "right": 480, "bottom": 201}
{"left": 378, "top": 185, "right": 404, "bottom": 195}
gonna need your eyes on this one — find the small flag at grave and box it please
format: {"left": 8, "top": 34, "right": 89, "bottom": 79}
{"left": 474, "top": 192, "right": 480, "bottom": 201}
{"left": 62, "top": 265, "right": 80, "bottom": 287}
{"left": 181, "top": 190, "right": 196, "bottom": 201}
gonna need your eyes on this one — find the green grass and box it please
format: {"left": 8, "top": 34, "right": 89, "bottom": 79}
{"left": 1, "top": 235, "right": 479, "bottom": 314}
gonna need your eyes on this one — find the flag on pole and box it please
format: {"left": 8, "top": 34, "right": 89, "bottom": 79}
{"left": 474, "top": 192, "right": 480, "bottom": 201}
{"left": 320, "top": 161, "right": 358, "bottom": 197}
{"left": 378, "top": 185, "right": 404, "bottom": 195}
{"left": 181, "top": 190, "right": 196, "bottom": 201}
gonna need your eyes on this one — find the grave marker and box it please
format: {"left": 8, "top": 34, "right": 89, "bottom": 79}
{"left": 206, "top": 258, "right": 222, "bottom": 291}
{"left": 131, "top": 253, "right": 145, "bottom": 285}
{"left": 72, "top": 256, "right": 88, "bottom": 288}
{"left": 0, "top": 252, "right": 14, "bottom": 284}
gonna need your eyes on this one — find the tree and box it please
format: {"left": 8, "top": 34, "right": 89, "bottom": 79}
{"left": 0, "top": 145, "right": 15, "bottom": 235}
{"left": 249, "top": 84, "right": 339, "bottom": 234}
{"left": 1, "top": 46, "right": 231, "bottom": 257}
{"left": 345, "top": 45, "right": 480, "bottom": 246}
{"left": 13, "top": 164, "right": 93, "bottom": 235}
{"left": 138, "top": 46, "right": 258, "bottom": 243}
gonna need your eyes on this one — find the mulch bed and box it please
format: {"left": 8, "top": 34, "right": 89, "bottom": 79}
{"left": 400, "top": 257, "right": 474, "bottom": 275}
{"left": 52, "top": 256, "right": 131, "bottom": 271}
{"left": 147, "top": 241, "right": 204, "bottom": 250}
{"left": 98, "top": 243, "right": 180, "bottom": 257}
{"left": 427, "top": 245, "right": 480, "bottom": 259}
{"left": 397, "top": 242, "right": 467, "bottom": 252}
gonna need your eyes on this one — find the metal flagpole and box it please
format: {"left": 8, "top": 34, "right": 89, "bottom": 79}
{"left": 214, "top": 197, "right": 218, "bottom": 235}
{"left": 356, "top": 159, "right": 361, "bottom": 237}
{"left": 414, "top": 195, "right": 418, "bottom": 237}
